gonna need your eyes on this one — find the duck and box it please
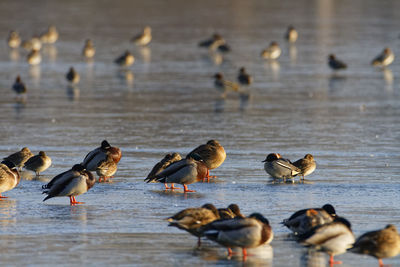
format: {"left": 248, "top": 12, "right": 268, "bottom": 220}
{"left": 0, "top": 160, "right": 21, "bottom": 198}
{"left": 131, "top": 26, "right": 152, "bottom": 46}
{"left": 82, "top": 39, "right": 95, "bottom": 59}
{"left": 22, "top": 36, "right": 42, "bottom": 51}
{"left": 12, "top": 76, "right": 27, "bottom": 95}
{"left": 3, "top": 147, "right": 34, "bottom": 171}
{"left": 261, "top": 41, "right": 281, "bottom": 60}
{"left": 114, "top": 51, "right": 135, "bottom": 67}
{"left": 81, "top": 140, "right": 122, "bottom": 171}
{"left": 66, "top": 67, "right": 80, "bottom": 84}
{"left": 42, "top": 164, "right": 95, "bottom": 205}
{"left": 203, "top": 213, "right": 273, "bottom": 261}
{"left": 96, "top": 154, "right": 118, "bottom": 182}
{"left": 262, "top": 153, "right": 300, "bottom": 181}
{"left": 199, "top": 33, "right": 230, "bottom": 52}
{"left": 285, "top": 25, "right": 298, "bottom": 43}
{"left": 7, "top": 31, "right": 21, "bottom": 48}
{"left": 150, "top": 153, "right": 208, "bottom": 193}
{"left": 292, "top": 154, "right": 317, "bottom": 180}
{"left": 237, "top": 67, "right": 253, "bottom": 85}
{"left": 144, "top": 152, "right": 182, "bottom": 189}
{"left": 167, "top": 203, "right": 220, "bottom": 247}
{"left": 27, "top": 49, "right": 41, "bottom": 65}
{"left": 40, "top": 25, "right": 58, "bottom": 44}
{"left": 298, "top": 217, "right": 355, "bottom": 266}
{"left": 214, "top": 73, "right": 240, "bottom": 93}
{"left": 282, "top": 204, "right": 337, "bottom": 235}
{"left": 24, "top": 151, "right": 52, "bottom": 176}
{"left": 328, "top": 54, "right": 347, "bottom": 70}
{"left": 186, "top": 140, "right": 226, "bottom": 182}
{"left": 349, "top": 224, "right": 400, "bottom": 267}
{"left": 218, "top": 204, "right": 245, "bottom": 219}
{"left": 371, "top": 48, "right": 395, "bottom": 67}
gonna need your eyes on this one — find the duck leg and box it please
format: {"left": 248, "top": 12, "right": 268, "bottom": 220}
{"left": 202, "top": 169, "right": 217, "bottom": 182}
{"left": 69, "top": 196, "right": 85, "bottom": 205}
{"left": 197, "top": 237, "right": 201, "bottom": 248}
{"left": 164, "top": 183, "right": 181, "bottom": 190}
{"left": 183, "top": 184, "right": 196, "bottom": 193}
{"left": 0, "top": 194, "right": 8, "bottom": 199}
{"left": 329, "top": 255, "right": 342, "bottom": 266}
{"left": 242, "top": 248, "right": 248, "bottom": 261}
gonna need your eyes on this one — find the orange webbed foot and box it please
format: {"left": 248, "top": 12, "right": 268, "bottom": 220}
{"left": 183, "top": 185, "right": 196, "bottom": 193}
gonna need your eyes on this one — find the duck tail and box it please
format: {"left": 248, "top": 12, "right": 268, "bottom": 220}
{"left": 42, "top": 195, "right": 53, "bottom": 202}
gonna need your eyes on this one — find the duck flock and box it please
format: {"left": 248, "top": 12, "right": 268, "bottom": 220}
{"left": 2, "top": 24, "right": 399, "bottom": 267}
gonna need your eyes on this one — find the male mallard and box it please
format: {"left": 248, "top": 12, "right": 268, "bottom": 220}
{"left": 96, "top": 154, "right": 118, "bottom": 182}
{"left": 261, "top": 41, "right": 281, "bottom": 60}
{"left": 285, "top": 25, "right": 298, "bottom": 43}
{"left": 82, "top": 39, "right": 95, "bottom": 59}
{"left": 186, "top": 140, "right": 226, "bottom": 182}
{"left": 27, "top": 49, "right": 41, "bottom": 65}
{"left": 24, "top": 151, "right": 52, "bottom": 176}
{"left": 218, "top": 204, "right": 245, "bottom": 219}
{"left": 81, "top": 140, "right": 121, "bottom": 171}
{"left": 237, "top": 67, "right": 253, "bottom": 85}
{"left": 131, "top": 26, "right": 152, "bottom": 46}
{"left": 7, "top": 31, "right": 21, "bottom": 48}
{"left": 12, "top": 76, "right": 27, "bottom": 95}
{"left": 42, "top": 164, "right": 95, "bottom": 205}
{"left": 66, "top": 67, "right": 80, "bottom": 84}
{"left": 167, "top": 203, "right": 220, "bottom": 247}
{"left": 349, "top": 224, "right": 400, "bottom": 267}
{"left": 144, "top": 152, "right": 182, "bottom": 189}
{"left": 328, "top": 54, "right": 347, "bottom": 70}
{"left": 3, "top": 147, "right": 33, "bottom": 171}
{"left": 372, "top": 48, "right": 394, "bottom": 67}
{"left": 262, "top": 153, "right": 300, "bottom": 181}
{"left": 114, "top": 51, "right": 135, "bottom": 67}
{"left": 203, "top": 213, "right": 273, "bottom": 261}
{"left": 0, "top": 160, "right": 21, "bottom": 198}
{"left": 292, "top": 154, "right": 317, "bottom": 180}
{"left": 214, "top": 73, "right": 240, "bottom": 93}
{"left": 40, "top": 25, "right": 58, "bottom": 44}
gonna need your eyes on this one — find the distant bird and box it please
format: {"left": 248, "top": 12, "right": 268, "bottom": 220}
{"left": 66, "top": 67, "right": 80, "bottom": 84}
{"left": 81, "top": 140, "right": 122, "bottom": 172}
{"left": 371, "top": 48, "right": 395, "bottom": 67}
{"left": 131, "top": 26, "right": 152, "bottom": 46}
{"left": 114, "top": 51, "right": 135, "bottom": 67}
{"left": 186, "top": 140, "right": 226, "bottom": 182}
{"left": 203, "top": 213, "right": 273, "bottom": 261}
{"left": 3, "top": 147, "right": 34, "bottom": 171}
{"left": 40, "top": 25, "right": 58, "bottom": 44}
{"left": 42, "top": 164, "right": 95, "bottom": 205}
{"left": 214, "top": 73, "right": 240, "bottom": 93}
{"left": 24, "top": 151, "right": 52, "bottom": 176}
{"left": 237, "top": 67, "right": 253, "bottom": 85}
{"left": 27, "top": 49, "right": 41, "bottom": 65}
{"left": 292, "top": 154, "right": 316, "bottom": 180}
{"left": 282, "top": 204, "right": 337, "bottom": 235}
{"left": 7, "top": 31, "right": 21, "bottom": 48}
{"left": 96, "top": 154, "right": 118, "bottom": 182}
{"left": 285, "top": 25, "right": 298, "bottom": 43}
{"left": 218, "top": 204, "right": 245, "bottom": 219}
{"left": 199, "top": 33, "right": 230, "bottom": 52}
{"left": 0, "top": 160, "right": 21, "bottom": 198}
{"left": 328, "top": 54, "right": 347, "bottom": 70}
{"left": 167, "top": 203, "right": 220, "bottom": 247}
{"left": 144, "top": 152, "right": 182, "bottom": 189}
{"left": 262, "top": 153, "right": 300, "bottom": 181}
{"left": 12, "top": 76, "right": 27, "bottom": 95}
{"left": 82, "top": 39, "right": 95, "bottom": 59}
{"left": 261, "top": 41, "right": 281, "bottom": 60}
{"left": 298, "top": 217, "right": 355, "bottom": 266}
{"left": 22, "top": 36, "right": 42, "bottom": 51}
{"left": 349, "top": 224, "right": 400, "bottom": 267}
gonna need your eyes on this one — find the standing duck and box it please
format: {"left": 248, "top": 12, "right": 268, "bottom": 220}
{"left": 214, "top": 73, "right": 240, "bottom": 93}
{"left": 12, "top": 76, "right": 27, "bottom": 95}
{"left": 285, "top": 25, "right": 298, "bottom": 43}
{"left": 114, "top": 51, "right": 135, "bottom": 67}
{"left": 96, "top": 154, "right": 118, "bottom": 182}
{"left": 261, "top": 41, "right": 281, "bottom": 60}
{"left": 66, "top": 67, "right": 80, "bottom": 84}
{"left": 82, "top": 39, "right": 95, "bottom": 59}
{"left": 349, "top": 224, "right": 400, "bottom": 267}
{"left": 22, "top": 36, "right": 42, "bottom": 51}
{"left": 0, "top": 160, "right": 21, "bottom": 198}
{"left": 131, "top": 26, "right": 152, "bottom": 46}
{"left": 218, "top": 204, "right": 245, "bottom": 219}
{"left": 24, "top": 151, "right": 52, "bottom": 176}
{"left": 292, "top": 154, "right": 316, "bottom": 180}
{"left": 40, "top": 25, "right": 58, "bottom": 44}
{"left": 27, "top": 49, "right": 41, "bottom": 65}
{"left": 372, "top": 48, "right": 395, "bottom": 67}
{"left": 3, "top": 147, "right": 34, "bottom": 171}
{"left": 237, "top": 67, "right": 253, "bottom": 85}
{"left": 186, "top": 140, "right": 226, "bottom": 182}
{"left": 42, "top": 164, "right": 95, "bottom": 205}
{"left": 328, "top": 54, "right": 347, "bottom": 70}
{"left": 203, "top": 213, "right": 273, "bottom": 261}
{"left": 262, "top": 153, "right": 300, "bottom": 181}
{"left": 144, "top": 152, "right": 182, "bottom": 189}
{"left": 81, "top": 140, "right": 121, "bottom": 171}
{"left": 199, "top": 33, "right": 230, "bottom": 52}
{"left": 7, "top": 31, "right": 21, "bottom": 48}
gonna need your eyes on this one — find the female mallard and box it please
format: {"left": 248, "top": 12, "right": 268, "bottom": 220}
{"left": 203, "top": 213, "right": 273, "bottom": 261}
{"left": 66, "top": 67, "right": 80, "bottom": 84}
{"left": 96, "top": 154, "right": 118, "bottom": 182}
{"left": 82, "top": 39, "right": 95, "bottom": 59}
{"left": 114, "top": 51, "right": 135, "bottom": 67}
{"left": 292, "top": 154, "right": 317, "bottom": 180}
{"left": 218, "top": 204, "right": 245, "bottom": 219}
{"left": 237, "top": 67, "right": 253, "bottom": 85}
{"left": 40, "top": 26, "right": 58, "bottom": 44}
{"left": 131, "top": 26, "right": 152, "bottom": 46}
{"left": 186, "top": 140, "right": 226, "bottom": 182}
{"left": 262, "top": 153, "right": 300, "bottom": 181}
{"left": 42, "top": 164, "right": 95, "bottom": 205}
{"left": 285, "top": 25, "right": 298, "bottom": 43}
{"left": 27, "top": 49, "right": 41, "bottom": 65}
{"left": 372, "top": 48, "right": 394, "bottom": 67}
{"left": 328, "top": 54, "right": 347, "bottom": 71}
{"left": 349, "top": 224, "right": 400, "bottom": 267}
{"left": 81, "top": 140, "right": 121, "bottom": 171}
{"left": 3, "top": 147, "right": 33, "bottom": 170}
{"left": 24, "top": 151, "right": 52, "bottom": 176}
{"left": 7, "top": 31, "right": 21, "bottom": 48}
{"left": 144, "top": 152, "right": 182, "bottom": 189}
{"left": 0, "top": 160, "right": 21, "bottom": 198}
{"left": 261, "top": 41, "right": 281, "bottom": 60}
{"left": 167, "top": 203, "right": 220, "bottom": 247}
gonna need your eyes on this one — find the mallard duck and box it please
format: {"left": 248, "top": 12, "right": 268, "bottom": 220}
{"left": 199, "top": 33, "right": 230, "bottom": 52}
{"left": 24, "top": 151, "right": 52, "bottom": 176}
{"left": 167, "top": 203, "right": 220, "bottom": 247}
{"left": 285, "top": 25, "right": 298, "bottom": 43}
{"left": 131, "top": 26, "right": 152, "bottom": 46}
{"left": 261, "top": 41, "right": 281, "bottom": 60}
{"left": 40, "top": 25, "right": 58, "bottom": 44}
{"left": 0, "top": 160, "right": 21, "bottom": 198}
{"left": 151, "top": 153, "right": 207, "bottom": 192}
{"left": 214, "top": 73, "right": 240, "bottom": 93}
{"left": 282, "top": 204, "right": 337, "bottom": 235}
{"left": 237, "top": 67, "right": 253, "bottom": 85}
{"left": 81, "top": 140, "right": 121, "bottom": 171}
{"left": 7, "top": 31, "right": 21, "bottom": 48}
{"left": 203, "top": 213, "right": 273, "bottom": 261}
{"left": 27, "top": 49, "right": 41, "bottom": 65}
{"left": 328, "top": 54, "right": 347, "bottom": 70}
{"left": 372, "top": 48, "right": 394, "bottom": 67}
{"left": 218, "top": 204, "right": 245, "bottom": 219}
{"left": 186, "top": 140, "right": 226, "bottom": 182}
{"left": 262, "top": 153, "right": 300, "bottom": 181}
{"left": 42, "top": 164, "right": 95, "bottom": 205}
{"left": 66, "top": 67, "right": 80, "bottom": 84}
{"left": 82, "top": 39, "right": 95, "bottom": 59}
{"left": 114, "top": 51, "right": 135, "bottom": 67}
{"left": 144, "top": 152, "right": 182, "bottom": 189}
{"left": 349, "top": 224, "right": 400, "bottom": 267}
{"left": 22, "top": 36, "right": 42, "bottom": 51}
{"left": 3, "top": 147, "right": 33, "bottom": 171}
{"left": 298, "top": 217, "right": 355, "bottom": 266}
{"left": 96, "top": 154, "right": 118, "bottom": 182}
{"left": 292, "top": 154, "right": 316, "bottom": 180}
{"left": 12, "top": 76, "right": 27, "bottom": 95}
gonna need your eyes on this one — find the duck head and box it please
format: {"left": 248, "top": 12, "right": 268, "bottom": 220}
{"left": 262, "top": 153, "right": 280, "bottom": 163}
{"left": 322, "top": 204, "right": 336, "bottom": 217}
{"left": 249, "top": 213, "right": 270, "bottom": 225}
{"left": 101, "top": 140, "right": 111, "bottom": 149}
{"left": 202, "top": 203, "right": 219, "bottom": 217}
